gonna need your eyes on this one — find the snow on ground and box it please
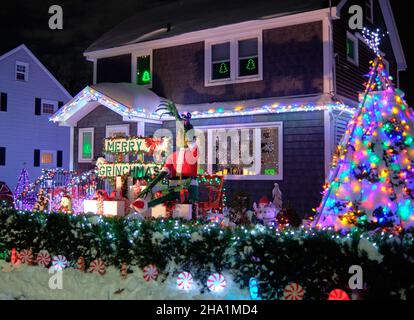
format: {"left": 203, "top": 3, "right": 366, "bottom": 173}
{"left": 0, "top": 261, "right": 250, "bottom": 300}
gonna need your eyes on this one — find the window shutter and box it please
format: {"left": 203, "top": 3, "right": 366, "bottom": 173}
{"left": 57, "top": 150, "right": 63, "bottom": 167}
{"left": 0, "top": 147, "right": 5, "bottom": 166}
{"left": 34, "top": 149, "right": 40, "bottom": 167}
{"left": 58, "top": 101, "right": 64, "bottom": 109}
{"left": 35, "top": 98, "right": 41, "bottom": 115}
{"left": 0, "top": 93, "right": 7, "bottom": 112}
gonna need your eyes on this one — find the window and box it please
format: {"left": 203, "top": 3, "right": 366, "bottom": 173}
{"left": 0, "top": 147, "right": 5, "bottom": 166}
{"left": 195, "top": 122, "right": 283, "bottom": 180}
{"left": 78, "top": 128, "right": 94, "bottom": 162}
{"left": 205, "top": 34, "right": 262, "bottom": 86}
{"left": 40, "top": 151, "right": 54, "bottom": 166}
{"left": 366, "top": 0, "right": 374, "bottom": 23}
{"left": 15, "top": 61, "right": 29, "bottom": 81}
{"left": 238, "top": 38, "right": 259, "bottom": 77}
{"left": 41, "top": 99, "right": 57, "bottom": 115}
{"left": 136, "top": 55, "right": 151, "bottom": 85}
{"left": 211, "top": 42, "right": 231, "bottom": 80}
{"left": 0, "top": 92, "right": 7, "bottom": 112}
{"left": 346, "top": 32, "right": 359, "bottom": 65}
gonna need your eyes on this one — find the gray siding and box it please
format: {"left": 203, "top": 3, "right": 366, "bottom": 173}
{"left": 152, "top": 22, "right": 323, "bottom": 104}
{"left": 74, "top": 105, "right": 137, "bottom": 172}
{"left": 163, "top": 111, "right": 325, "bottom": 216}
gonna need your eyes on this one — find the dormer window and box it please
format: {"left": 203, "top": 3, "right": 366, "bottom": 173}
{"left": 15, "top": 61, "right": 29, "bottom": 81}
{"left": 205, "top": 33, "right": 262, "bottom": 86}
{"left": 346, "top": 32, "right": 359, "bottom": 66}
{"left": 133, "top": 52, "right": 152, "bottom": 87}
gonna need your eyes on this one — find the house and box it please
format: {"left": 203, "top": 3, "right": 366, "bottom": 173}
{"left": 0, "top": 45, "right": 72, "bottom": 190}
{"left": 51, "top": 0, "right": 406, "bottom": 216}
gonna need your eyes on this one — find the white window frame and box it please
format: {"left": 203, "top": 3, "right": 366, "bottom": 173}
{"left": 346, "top": 31, "right": 359, "bottom": 66}
{"left": 195, "top": 122, "right": 283, "bottom": 180}
{"left": 41, "top": 99, "right": 58, "bottom": 115}
{"left": 105, "top": 124, "right": 130, "bottom": 138}
{"left": 40, "top": 150, "right": 56, "bottom": 168}
{"left": 78, "top": 128, "right": 94, "bottom": 163}
{"left": 15, "top": 61, "right": 29, "bottom": 81}
{"left": 366, "top": 0, "right": 374, "bottom": 23}
{"left": 132, "top": 51, "right": 153, "bottom": 88}
{"left": 204, "top": 32, "right": 263, "bottom": 87}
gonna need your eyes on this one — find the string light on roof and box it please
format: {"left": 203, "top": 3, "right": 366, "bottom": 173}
{"left": 362, "top": 27, "right": 387, "bottom": 56}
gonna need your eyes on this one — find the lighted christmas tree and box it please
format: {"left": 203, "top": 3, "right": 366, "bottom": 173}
{"left": 14, "top": 167, "right": 30, "bottom": 201}
{"left": 315, "top": 57, "right": 414, "bottom": 230}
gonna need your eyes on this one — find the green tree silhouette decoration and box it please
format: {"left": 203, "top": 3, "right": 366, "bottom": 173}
{"left": 246, "top": 58, "right": 256, "bottom": 70}
{"left": 219, "top": 62, "right": 228, "bottom": 74}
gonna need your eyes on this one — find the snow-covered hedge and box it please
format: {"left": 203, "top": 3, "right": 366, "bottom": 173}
{"left": 0, "top": 207, "right": 413, "bottom": 300}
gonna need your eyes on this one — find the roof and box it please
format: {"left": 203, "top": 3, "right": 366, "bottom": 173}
{"left": 50, "top": 83, "right": 164, "bottom": 125}
{"left": 0, "top": 44, "right": 72, "bottom": 100}
{"left": 86, "top": 0, "right": 337, "bottom": 53}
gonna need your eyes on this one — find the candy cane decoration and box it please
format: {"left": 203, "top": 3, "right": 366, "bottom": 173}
{"left": 207, "top": 273, "right": 226, "bottom": 292}
{"left": 36, "top": 250, "right": 51, "bottom": 267}
{"left": 11, "top": 248, "right": 18, "bottom": 265}
{"left": 88, "top": 258, "right": 106, "bottom": 275}
{"left": 52, "top": 255, "right": 68, "bottom": 270}
{"left": 177, "top": 271, "right": 193, "bottom": 290}
{"left": 283, "top": 283, "right": 305, "bottom": 300}
{"left": 19, "top": 249, "right": 33, "bottom": 264}
{"left": 76, "top": 257, "right": 85, "bottom": 271}
{"left": 143, "top": 264, "right": 158, "bottom": 281}
{"left": 328, "top": 289, "right": 350, "bottom": 300}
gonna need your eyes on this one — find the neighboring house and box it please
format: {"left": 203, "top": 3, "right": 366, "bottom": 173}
{"left": 0, "top": 44, "right": 71, "bottom": 190}
{"left": 51, "top": 0, "right": 406, "bottom": 215}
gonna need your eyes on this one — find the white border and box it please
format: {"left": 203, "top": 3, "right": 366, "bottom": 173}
{"left": 204, "top": 32, "right": 263, "bottom": 86}
{"left": 131, "top": 50, "right": 153, "bottom": 88}
{"left": 346, "top": 31, "right": 359, "bottom": 66}
{"left": 40, "top": 99, "right": 58, "bottom": 115}
{"left": 78, "top": 127, "right": 94, "bottom": 163}
{"left": 195, "top": 121, "right": 283, "bottom": 181}
{"left": 40, "top": 150, "right": 56, "bottom": 168}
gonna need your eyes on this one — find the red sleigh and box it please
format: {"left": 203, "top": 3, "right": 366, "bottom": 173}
{"left": 197, "top": 175, "right": 224, "bottom": 217}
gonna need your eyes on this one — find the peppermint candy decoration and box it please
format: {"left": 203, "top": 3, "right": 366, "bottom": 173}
{"left": 36, "top": 250, "right": 51, "bottom": 267}
{"left": 143, "top": 264, "right": 158, "bottom": 281}
{"left": 19, "top": 249, "right": 33, "bottom": 264}
{"left": 177, "top": 271, "right": 193, "bottom": 290}
{"left": 52, "top": 255, "right": 68, "bottom": 270}
{"left": 328, "top": 289, "right": 350, "bottom": 300}
{"left": 283, "top": 283, "right": 305, "bottom": 300}
{"left": 207, "top": 273, "right": 226, "bottom": 292}
{"left": 76, "top": 257, "right": 85, "bottom": 271}
{"left": 89, "top": 259, "right": 106, "bottom": 275}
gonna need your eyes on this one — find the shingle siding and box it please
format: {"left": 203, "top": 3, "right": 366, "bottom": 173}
{"left": 152, "top": 22, "right": 324, "bottom": 104}
{"left": 162, "top": 111, "right": 325, "bottom": 216}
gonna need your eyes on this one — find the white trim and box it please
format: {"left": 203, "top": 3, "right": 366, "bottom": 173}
{"left": 15, "top": 61, "right": 29, "bottom": 82}
{"left": 78, "top": 127, "right": 94, "bottom": 163}
{"left": 137, "top": 121, "right": 145, "bottom": 136}
{"left": 93, "top": 59, "right": 97, "bottom": 85}
{"left": 366, "top": 0, "right": 374, "bottom": 23}
{"left": 323, "top": 109, "right": 333, "bottom": 176}
{"left": 69, "top": 126, "right": 74, "bottom": 170}
{"left": 40, "top": 99, "right": 58, "bottom": 115}
{"left": 323, "top": 17, "right": 334, "bottom": 94}
{"left": 105, "top": 124, "right": 130, "bottom": 138}
{"left": 195, "top": 121, "right": 283, "bottom": 181}
{"left": 0, "top": 44, "right": 72, "bottom": 100}
{"left": 204, "top": 32, "right": 263, "bottom": 86}
{"left": 131, "top": 50, "right": 153, "bottom": 88}
{"left": 346, "top": 31, "right": 359, "bottom": 66}
{"left": 379, "top": 0, "right": 407, "bottom": 70}
{"left": 84, "top": 8, "right": 338, "bottom": 59}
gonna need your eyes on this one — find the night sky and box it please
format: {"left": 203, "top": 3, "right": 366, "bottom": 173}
{"left": 0, "top": 0, "right": 412, "bottom": 103}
